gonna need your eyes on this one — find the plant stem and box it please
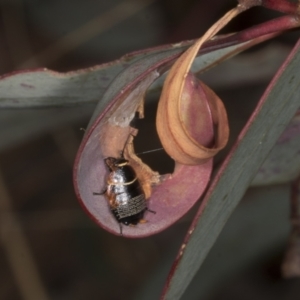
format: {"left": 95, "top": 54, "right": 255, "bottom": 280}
{"left": 0, "top": 170, "right": 49, "bottom": 300}
{"left": 204, "top": 15, "right": 300, "bottom": 53}
{"left": 261, "top": 0, "right": 299, "bottom": 15}
{"left": 282, "top": 175, "right": 300, "bottom": 278}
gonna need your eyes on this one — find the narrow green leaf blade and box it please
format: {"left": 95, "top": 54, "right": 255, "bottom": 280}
{"left": 162, "top": 38, "right": 300, "bottom": 300}
{"left": 0, "top": 34, "right": 275, "bottom": 108}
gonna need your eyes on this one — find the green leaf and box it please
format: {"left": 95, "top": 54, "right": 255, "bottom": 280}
{"left": 161, "top": 38, "right": 300, "bottom": 300}
{"left": 0, "top": 34, "right": 274, "bottom": 108}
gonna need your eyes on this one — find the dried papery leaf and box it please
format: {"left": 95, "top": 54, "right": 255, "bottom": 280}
{"left": 73, "top": 66, "right": 163, "bottom": 237}
{"left": 156, "top": 6, "right": 248, "bottom": 165}
{"left": 123, "top": 133, "right": 161, "bottom": 199}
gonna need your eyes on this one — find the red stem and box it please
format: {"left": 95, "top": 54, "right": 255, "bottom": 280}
{"left": 203, "top": 15, "right": 300, "bottom": 53}
{"left": 261, "top": 0, "right": 299, "bottom": 15}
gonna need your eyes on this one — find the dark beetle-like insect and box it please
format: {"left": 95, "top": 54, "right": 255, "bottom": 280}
{"left": 93, "top": 139, "right": 155, "bottom": 234}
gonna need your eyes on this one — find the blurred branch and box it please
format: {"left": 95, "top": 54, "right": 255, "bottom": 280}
{"left": 0, "top": 169, "right": 49, "bottom": 300}
{"left": 282, "top": 174, "right": 300, "bottom": 278}
{"left": 1, "top": 0, "right": 36, "bottom": 67}
{"left": 260, "top": 0, "right": 299, "bottom": 14}
{"left": 1, "top": 209, "right": 88, "bottom": 231}
{"left": 20, "top": 0, "right": 158, "bottom": 68}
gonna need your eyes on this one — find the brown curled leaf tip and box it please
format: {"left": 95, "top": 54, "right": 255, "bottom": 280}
{"left": 157, "top": 72, "right": 229, "bottom": 165}
{"left": 155, "top": 7, "right": 237, "bottom": 166}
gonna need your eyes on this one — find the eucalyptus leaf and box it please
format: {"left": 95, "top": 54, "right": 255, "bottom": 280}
{"left": 0, "top": 35, "right": 272, "bottom": 108}
{"left": 252, "top": 110, "right": 300, "bottom": 185}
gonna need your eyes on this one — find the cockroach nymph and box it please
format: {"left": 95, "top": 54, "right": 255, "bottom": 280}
{"left": 93, "top": 135, "right": 155, "bottom": 235}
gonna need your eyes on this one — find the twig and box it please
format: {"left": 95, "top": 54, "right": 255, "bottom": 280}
{"left": 261, "top": 0, "right": 299, "bottom": 15}
{"left": 1, "top": 0, "right": 37, "bottom": 67}
{"left": 0, "top": 169, "right": 49, "bottom": 300}
{"left": 282, "top": 174, "right": 300, "bottom": 278}
{"left": 20, "top": 0, "right": 158, "bottom": 68}
{"left": 238, "top": 0, "right": 299, "bottom": 14}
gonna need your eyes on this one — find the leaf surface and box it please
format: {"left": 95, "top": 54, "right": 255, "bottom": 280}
{"left": 0, "top": 33, "right": 276, "bottom": 108}
{"left": 161, "top": 38, "right": 300, "bottom": 300}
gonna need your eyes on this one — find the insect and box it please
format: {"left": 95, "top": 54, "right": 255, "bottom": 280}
{"left": 93, "top": 136, "right": 155, "bottom": 235}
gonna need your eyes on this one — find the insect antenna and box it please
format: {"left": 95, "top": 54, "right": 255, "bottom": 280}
{"left": 135, "top": 148, "right": 163, "bottom": 156}
{"left": 120, "top": 133, "right": 164, "bottom": 158}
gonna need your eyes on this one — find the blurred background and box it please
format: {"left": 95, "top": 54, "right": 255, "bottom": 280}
{"left": 0, "top": 0, "right": 300, "bottom": 299}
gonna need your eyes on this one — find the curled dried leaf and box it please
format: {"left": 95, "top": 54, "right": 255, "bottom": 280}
{"left": 157, "top": 73, "right": 229, "bottom": 165}
{"left": 155, "top": 6, "right": 240, "bottom": 165}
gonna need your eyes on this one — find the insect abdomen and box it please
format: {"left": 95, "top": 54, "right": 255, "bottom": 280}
{"left": 113, "top": 193, "right": 146, "bottom": 220}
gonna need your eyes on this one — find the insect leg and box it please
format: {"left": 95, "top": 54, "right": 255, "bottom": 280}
{"left": 146, "top": 208, "right": 156, "bottom": 214}
{"left": 93, "top": 188, "right": 107, "bottom": 195}
{"left": 119, "top": 223, "right": 123, "bottom": 235}
{"left": 139, "top": 219, "right": 147, "bottom": 224}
